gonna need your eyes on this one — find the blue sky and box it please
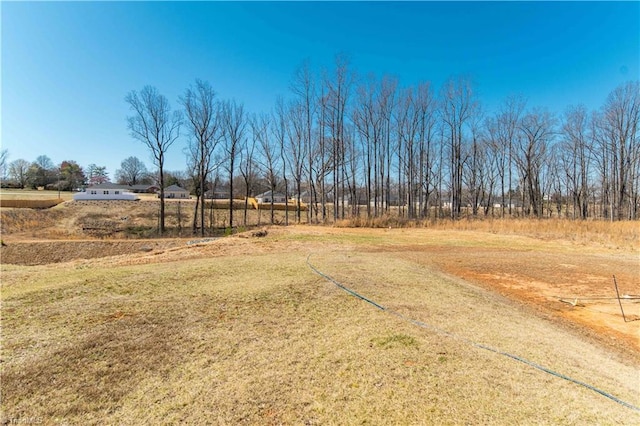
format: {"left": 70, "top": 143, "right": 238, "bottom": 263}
{"left": 2, "top": 1, "right": 639, "bottom": 178}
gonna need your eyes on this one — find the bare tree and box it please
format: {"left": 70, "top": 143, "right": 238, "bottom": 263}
{"left": 590, "top": 110, "right": 612, "bottom": 219}
{"left": 379, "top": 76, "right": 397, "bottom": 215}
{"left": 221, "top": 100, "right": 247, "bottom": 230}
{"left": 516, "top": 108, "right": 556, "bottom": 217}
{"left": 126, "top": 85, "right": 182, "bottom": 234}
{"left": 352, "top": 74, "right": 399, "bottom": 218}
{"left": 286, "top": 100, "right": 306, "bottom": 223}
{"left": 353, "top": 74, "right": 378, "bottom": 218}
{"left": 601, "top": 81, "right": 640, "bottom": 220}
{"left": 396, "top": 86, "right": 419, "bottom": 218}
{"left": 343, "top": 123, "right": 360, "bottom": 217}
{"left": 239, "top": 128, "right": 258, "bottom": 226}
{"left": 440, "top": 76, "right": 477, "bottom": 219}
{"left": 115, "top": 156, "right": 149, "bottom": 186}
{"left": 290, "top": 60, "right": 316, "bottom": 223}
{"left": 316, "top": 86, "right": 330, "bottom": 221}
{"left": 632, "top": 129, "right": 640, "bottom": 219}
{"left": 8, "top": 159, "right": 30, "bottom": 189}
{"left": 180, "top": 79, "right": 219, "bottom": 236}
{"left": 184, "top": 143, "right": 202, "bottom": 230}
{"left": 414, "top": 82, "right": 438, "bottom": 219}
{"left": 392, "top": 82, "right": 440, "bottom": 219}
{"left": 273, "top": 99, "right": 289, "bottom": 225}
{"left": 560, "top": 105, "right": 592, "bottom": 219}
{"left": 0, "top": 149, "right": 8, "bottom": 182}
{"left": 255, "top": 113, "right": 279, "bottom": 225}
{"left": 465, "top": 105, "right": 485, "bottom": 216}
{"left": 483, "top": 118, "right": 505, "bottom": 216}
{"left": 546, "top": 144, "right": 565, "bottom": 217}
{"left": 491, "top": 95, "right": 526, "bottom": 216}
{"left": 323, "top": 54, "right": 354, "bottom": 220}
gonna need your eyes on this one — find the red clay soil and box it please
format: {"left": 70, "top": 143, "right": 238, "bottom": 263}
{"left": 413, "top": 246, "right": 640, "bottom": 358}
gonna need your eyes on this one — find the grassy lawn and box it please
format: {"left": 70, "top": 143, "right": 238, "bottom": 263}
{"left": 2, "top": 229, "right": 639, "bottom": 424}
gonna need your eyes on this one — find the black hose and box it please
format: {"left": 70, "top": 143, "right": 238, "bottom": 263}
{"left": 306, "top": 254, "right": 640, "bottom": 413}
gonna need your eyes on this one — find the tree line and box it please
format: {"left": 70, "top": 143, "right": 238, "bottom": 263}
{"left": 125, "top": 56, "right": 639, "bottom": 233}
{"left": 3, "top": 55, "right": 638, "bottom": 233}
{"left": 0, "top": 153, "right": 165, "bottom": 192}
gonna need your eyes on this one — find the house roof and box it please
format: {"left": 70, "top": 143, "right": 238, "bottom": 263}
{"left": 87, "top": 183, "right": 130, "bottom": 190}
{"left": 165, "top": 184, "right": 188, "bottom": 192}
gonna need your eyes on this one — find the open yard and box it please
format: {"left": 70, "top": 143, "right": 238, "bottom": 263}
{"left": 1, "top": 200, "right": 639, "bottom": 424}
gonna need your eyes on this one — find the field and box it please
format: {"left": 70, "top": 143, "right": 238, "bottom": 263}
{"left": 1, "top": 195, "right": 639, "bottom": 424}
{"left": 0, "top": 189, "right": 75, "bottom": 201}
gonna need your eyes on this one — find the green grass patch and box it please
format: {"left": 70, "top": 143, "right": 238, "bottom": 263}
{"left": 371, "top": 333, "right": 418, "bottom": 349}
{"left": 123, "top": 225, "right": 156, "bottom": 237}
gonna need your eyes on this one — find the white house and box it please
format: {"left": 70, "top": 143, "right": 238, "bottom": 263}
{"left": 255, "top": 191, "right": 287, "bottom": 204}
{"left": 73, "top": 184, "right": 139, "bottom": 201}
{"left": 162, "top": 184, "right": 190, "bottom": 199}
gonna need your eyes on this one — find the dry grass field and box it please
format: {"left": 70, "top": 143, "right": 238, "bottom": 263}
{"left": 0, "top": 189, "right": 74, "bottom": 201}
{"left": 1, "top": 198, "right": 639, "bottom": 424}
{"left": 0, "top": 191, "right": 297, "bottom": 240}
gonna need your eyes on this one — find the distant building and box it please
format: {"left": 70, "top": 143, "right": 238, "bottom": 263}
{"left": 205, "top": 190, "right": 231, "bottom": 199}
{"left": 73, "top": 183, "right": 139, "bottom": 201}
{"left": 255, "top": 191, "right": 287, "bottom": 204}
{"left": 162, "top": 184, "right": 190, "bottom": 199}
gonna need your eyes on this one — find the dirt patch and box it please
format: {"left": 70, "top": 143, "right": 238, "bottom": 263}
{"left": 364, "top": 239, "right": 640, "bottom": 358}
